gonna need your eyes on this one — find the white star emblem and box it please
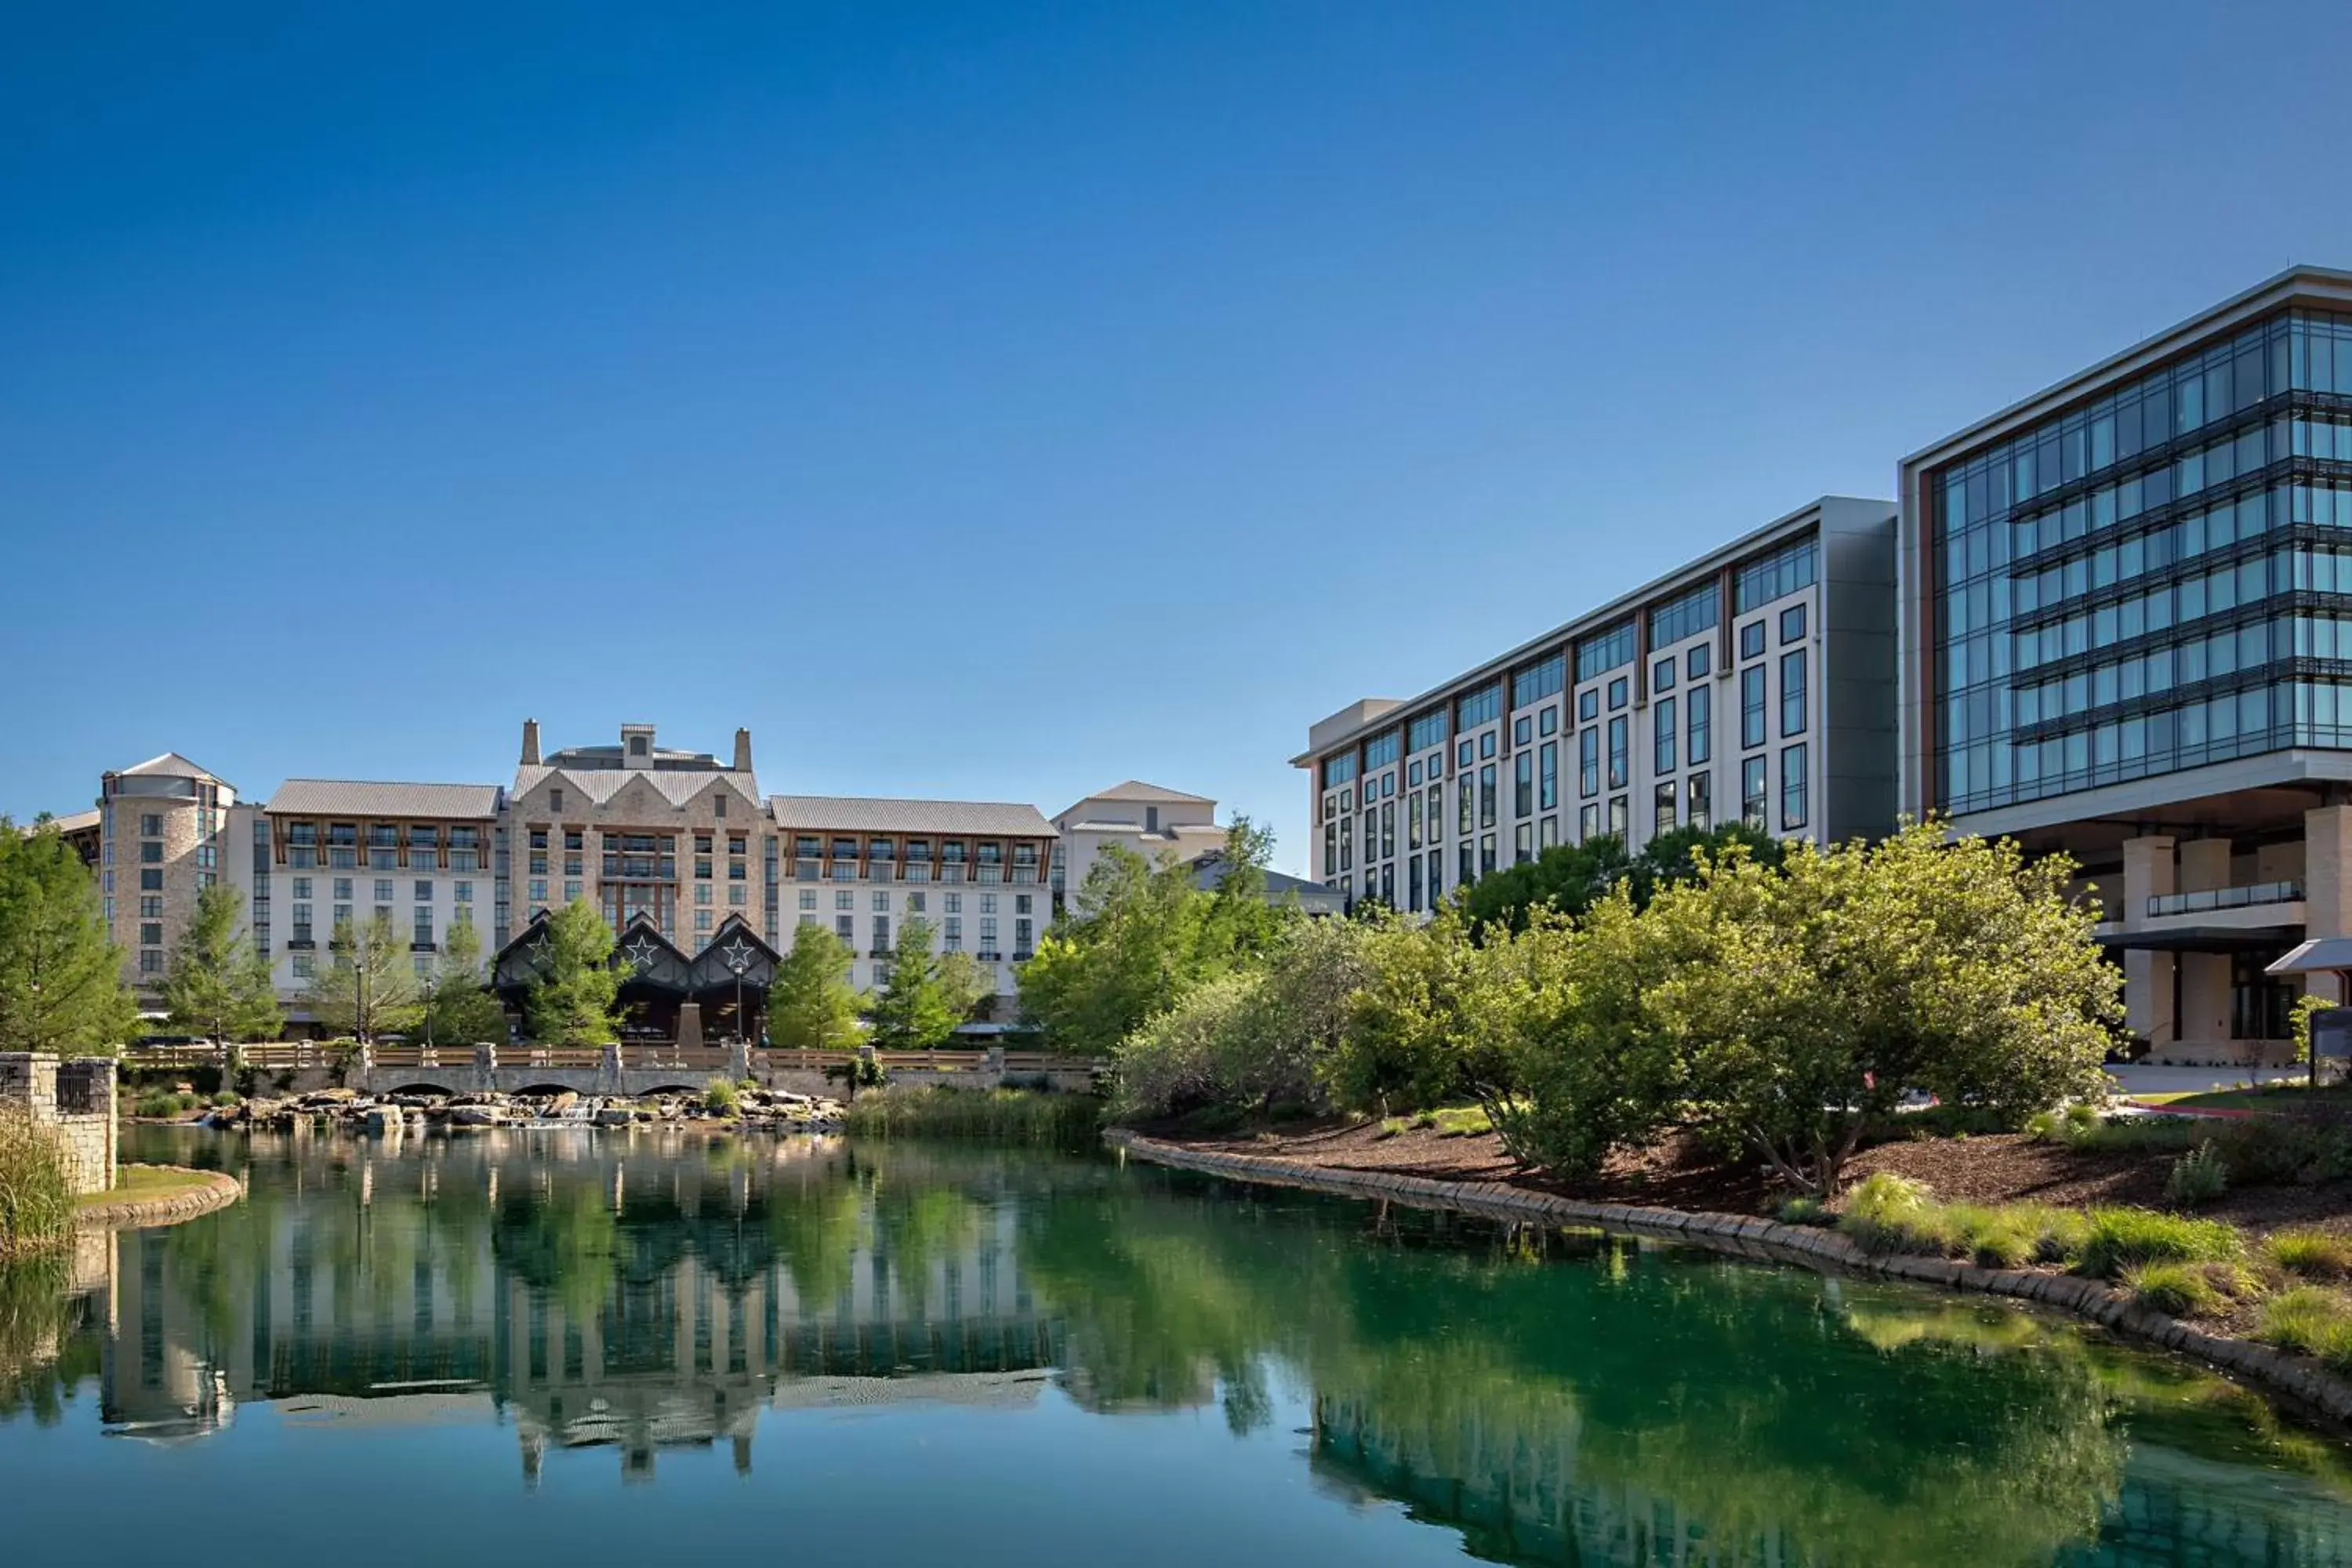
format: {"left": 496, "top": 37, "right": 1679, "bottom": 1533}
{"left": 624, "top": 935, "right": 660, "bottom": 972}
{"left": 720, "top": 938, "right": 754, "bottom": 973}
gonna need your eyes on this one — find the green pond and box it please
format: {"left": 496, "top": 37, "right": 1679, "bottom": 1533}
{"left": 6, "top": 1127, "right": 2352, "bottom": 1566}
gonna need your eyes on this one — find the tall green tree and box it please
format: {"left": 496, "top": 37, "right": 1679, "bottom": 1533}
{"left": 423, "top": 913, "right": 510, "bottom": 1045}
{"left": 768, "top": 924, "right": 863, "bottom": 1051}
{"left": 162, "top": 884, "right": 281, "bottom": 1043}
{"left": 1020, "top": 842, "right": 1287, "bottom": 1056}
{"left": 299, "top": 912, "right": 419, "bottom": 1043}
{"left": 1456, "top": 822, "right": 1784, "bottom": 937}
{"left": 0, "top": 819, "right": 134, "bottom": 1056}
{"left": 522, "top": 898, "right": 623, "bottom": 1045}
{"left": 869, "top": 916, "right": 978, "bottom": 1049}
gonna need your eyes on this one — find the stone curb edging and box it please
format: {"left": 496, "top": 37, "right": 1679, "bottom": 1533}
{"left": 1105, "top": 1130, "right": 2352, "bottom": 1425}
{"left": 75, "top": 1166, "right": 243, "bottom": 1230}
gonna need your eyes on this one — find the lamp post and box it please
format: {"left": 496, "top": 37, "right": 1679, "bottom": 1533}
{"left": 724, "top": 945, "right": 752, "bottom": 1045}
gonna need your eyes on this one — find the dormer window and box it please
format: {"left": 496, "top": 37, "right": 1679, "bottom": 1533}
{"left": 629, "top": 734, "right": 648, "bottom": 757}
{"left": 550, "top": 787, "right": 564, "bottom": 814}
{"left": 713, "top": 793, "right": 727, "bottom": 818}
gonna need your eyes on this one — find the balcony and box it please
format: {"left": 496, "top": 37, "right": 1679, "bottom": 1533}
{"left": 976, "top": 949, "right": 1003, "bottom": 962}
{"left": 869, "top": 946, "right": 895, "bottom": 958}
{"left": 902, "top": 862, "right": 931, "bottom": 882}
{"left": 411, "top": 939, "right": 437, "bottom": 953}
{"left": 794, "top": 858, "right": 822, "bottom": 882}
{"left": 1011, "top": 949, "right": 1035, "bottom": 963}
{"left": 827, "top": 861, "right": 860, "bottom": 881}
{"left": 2148, "top": 880, "right": 2303, "bottom": 918}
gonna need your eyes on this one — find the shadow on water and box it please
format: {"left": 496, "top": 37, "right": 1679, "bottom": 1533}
{"left": 2, "top": 1125, "right": 2350, "bottom": 1563}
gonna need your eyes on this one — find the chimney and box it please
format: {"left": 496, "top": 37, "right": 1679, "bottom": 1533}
{"left": 733, "top": 728, "right": 753, "bottom": 774}
{"left": 521, "top": 718, "right": 541, "bottom": 766}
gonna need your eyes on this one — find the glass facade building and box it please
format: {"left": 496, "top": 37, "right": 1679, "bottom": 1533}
{"left": 1915, "top": 281, "right": 2352, "bottom": 820}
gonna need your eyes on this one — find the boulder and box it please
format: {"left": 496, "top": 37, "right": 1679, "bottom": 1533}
{"left": 449, "top": 1105, "right": 501, "bottom": 1127}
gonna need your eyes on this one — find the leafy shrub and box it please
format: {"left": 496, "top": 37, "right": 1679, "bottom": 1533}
{"left": 1774, "top": 1196, "right": 1830, "bottom": 1226}
{"left": 2165, "top": 1141, "right": 2228, "bottom": 1207}
{"left": 2074, "top": 1208, "right": 2242, "bottom": 1279}
{"left": 210, "top": 1090, "right": 241, "bottom": 1109}
{"left": 701, "top": 1078, "right": 741, "bottom": 1116}
{"left": 1836, "top": 1173, "right": 1935, "bottom": 1250}
{"left": 2122, "top": 1260, "right": 2247, "bottom": 1318}
{"left": 2212, "top": 1109, "right": 2352, "bottom": 1187}
{"left": 2267, "top": 1229, "right": 2352, "bottom": 1281}
{"left": 2259, "top": 1285, "right": 2352, "bottom": 1359}
{"left": 0, "top": 1109, "right": 74, "bottom": 1254}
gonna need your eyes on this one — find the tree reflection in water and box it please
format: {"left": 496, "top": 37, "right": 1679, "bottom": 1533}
{"left": 4, "top": 1130, "right": 2351, "bottom": 1563}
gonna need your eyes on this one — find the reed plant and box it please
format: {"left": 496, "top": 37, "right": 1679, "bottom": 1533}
{"left": 0, "top": 1109, "right": 73, "bottom": 1256}
{"left": 840, "top": 1086, "right": 1102, "bottom": 1146}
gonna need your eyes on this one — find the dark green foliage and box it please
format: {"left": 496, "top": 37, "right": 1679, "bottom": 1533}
{"left": 1454, "top": 823, "right": 1784, "bottom": 938}
{"left": 0, "top": 818, "right": 134, "bottom": 1056}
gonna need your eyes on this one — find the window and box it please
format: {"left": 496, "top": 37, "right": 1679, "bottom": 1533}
{"left": 139, "top": 895, "right": 162, "bottom": 918}
{"left": 1742, "top": 757, "right": 1768, "bottom": 828}
{"left": 1455, "top": 739, "right": 1473, "bottom": 768}
{"left": 1538, "top": 740, "right": 1558, "bottom": 811}
{"left": 1408, "top": 855, "right": 1424, "bottom": 912}
{"left": 563, "top": 880, "right": 582, "bottom": 902}
{"left": 981, "top": 893, "right": 998, "bottom": 914}
{"left": 335, "top": 877, "right": 352, "bottom": 900}
{"left": 140, "top": 868, "right": 162, "bottom": 891}
{"left": 1739, "top": 619, "right": 1766, "bottom": 659}
{"left": 836, "top": 890, "right": 853, "bottom": 910}
{"left": 946, "top": 892, "right": 961, "bottom": 913}
{"left": 695, "top": 884, "right": 712, "bottom": 906}
{"left": 413, "top": 880, "right": 432, "bottom": 901}
{"left": 140, "top": 813, "right": 162, "bottom": 837}
{"left": 1480, "top": 730, "right": 1497, "bottom": 760}
{"left": 1361, "top": 729, "right": 1400, "bottom": 772}
{"left": 1381, "top": 799, "right": 1396, "bottom": 858}
{"left": 1781, "top": 744, "right": 1809, "bottom": 830}
{"left": 1579, "top": 803, "right": 1599, "bottom": 841}
{"left": 140, "top": 922, "right": 162, "bottom": 946}
{"left": 1648, "top": 579, "right": 1720, "bottom": 648}
{"left": 1513, "top": 715, "right": 1531, "bottom": 746}
{"left": 529, "top": 851, "right": 548, "bottom": 876}
{"left": 943, "top": 916, "right": 963, "bottom": 948}
{"left": 837, "top": 915, "right": 854, "bottom": 943}
{"left": 1688, "top": 684, "right": 1711, "bottom": 765}
{"left": 979, "top": 916, "right": 998, "bottom": 952}
{"left": 1781, "top": 649, "right": 1807, "bottom": 736}
{"left": 1780, "top": 603, "right": 1807, "bottom": 643}
{"left": 1606, "top": 716, "right": 1628, "bottom": 790}
{"left": 1607, "top": 796, "right": 1628, "bottom": 838}
{"left": 1407, "top": 710, "right": 1449, "bottom": 755}
{"left": 292, "top": 954, "right": 314, "bottom": 979}
{"left": 1515, "top": 822, "right": 1533, "bottom": 864}
{"left": 873, "top": 915, "right": 891, "bottom": 952}
{"left": 1512, "top": 652, "right": 1566, "bottom": 710}
{"left": 456, "top": 881, "right": 473, "bottom": 902}
{"left": 1653, "top": 656, "right": 1675, "bottom": 693}
{"left": 1688, "top": 772, "right": 1711, "bottom": 830}
{"left": 1514, "top": 752, "right": 1533, "bottom": 816}
{"left": 1734, "top": 535, "right": 1817, "bottom": 612}
{"left": 373, "top": 878, "right": 393, "bottom": 903}
{"left": 1741, "top": 665, "right": 1768, "bottom": 748}
{"left": 1687, "top": 644, "right": 1710, "bottom": 681}
{"left": 873, "top": 890, "right": 891, "bottom": 910}
{"left": 1577, "top": 688, "right": 1599, "bottom": 722}
{"left": 1607, "top": 677, "right": 1628, "bottom": 711}
{"left": 1579, "top": 727, "right": 1599, "bottom": 797}
{"left": 1457, "top": 777, "right": 1473, "bottom": 835}
{"left": 1653, "top": 780, "right": 1676, "bottom": 835}
{"left": 550, "top": 787, "right": 564, "bottom": 813}
{"left": 1458, "top": 840, "right": 1475, "bottom": 889}
{"left": 414, "top": 908, "right": 433, "bottom": 945}
{"left": 1540, "top": 815, "right": 1558, "bottom": 848}
{"left": 1455, "top": 682, "right": 1501, "bottom": 731}
{"left": 799, "top": 889, "right": 816, "bottom": 910}
{"left": 1407, "top": 791, "right": 1423, "bottom": 851}
{"left": 1479, "top": 764, "right": 1496, "bottom": 828}
{"left": 528, "top": 878, "right": 547, "bottom": 904}
{"left": 1653, "top": 697, "right": 1676, "bottom": 775}
{"left": 1574, "top": 622, "right": 1635, "bottom": 683}
{"left": 140, "top": 840, "right": 162, "bottom": 863}
{"left": 909, "top": 891, "right": 927, "bottom": 913}
{"left": 1539, "top": 706, "right": 1558, "bottom": 737}
{"left": 1479, "top": 833, "right": 1496, "bottom": 877}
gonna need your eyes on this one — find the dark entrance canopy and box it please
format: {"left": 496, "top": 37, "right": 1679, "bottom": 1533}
{"left": 492, "top": 913, "right": 782, "bottom": 1044}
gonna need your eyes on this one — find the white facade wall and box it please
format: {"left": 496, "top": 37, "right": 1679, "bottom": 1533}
{"left": 784, "top": 870, "right": 1041, "bottom": 1002}
{"left": 1304, "top": 505, "right": 1897, "bottom": 909}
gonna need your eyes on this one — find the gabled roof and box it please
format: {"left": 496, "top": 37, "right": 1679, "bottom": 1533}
{"left": 1087, "top": 781, "right": 1214, "bottom": 805}
{"left": 117, "top": 752, "right": 218, "bottom": 781}
{"left": 768, "top": 795, "right": 1054, "bottom": 837}
{"left": 269, "top": 779, "right": 503, "bottom": 819}
{"left": 513, "top": 764, "right": 760, "bottom": 811}
{"left": 1189, "top": 851, "right": 1346, "bottom": 912}
{"left": 44, "top": 809, "right": 101, "bottom": 835}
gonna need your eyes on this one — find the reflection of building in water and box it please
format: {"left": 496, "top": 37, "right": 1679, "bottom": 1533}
{"left": 96, "top": 1141, "right": 1063, "bottom": 1480}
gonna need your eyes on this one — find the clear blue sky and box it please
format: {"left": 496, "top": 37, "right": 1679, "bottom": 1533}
{"left": 9, "top": 2, "right": 2352, "bottom": 873}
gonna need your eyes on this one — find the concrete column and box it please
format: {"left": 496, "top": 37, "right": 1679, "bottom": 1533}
{"left": 2122, "top": 836, "right": 2176, "bottom": 1052}
{"left": 2303, "top": 807, "right": 2352, "bottom": 1006}
{"left": 2177, "top": 838, "right": 2234, "bottom": 1050}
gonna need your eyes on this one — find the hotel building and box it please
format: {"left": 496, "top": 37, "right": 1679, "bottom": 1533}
{"left": 1295, "top": 496, "right": 1900, "bottom": 909}
{"left": 64, "top": 720, "right": 1054, "bottom": 1029}
{"left": 1900, "top": 265, "right": 2352, "bottom": 1062}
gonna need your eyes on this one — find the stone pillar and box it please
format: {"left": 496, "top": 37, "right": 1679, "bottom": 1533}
{"left": 676, "top": 1003, "right": 704, "bottom": 1053}
{"left": 2304, "top": 807, "right": 2352, "bottom": 1006}
{"left": 2121, "top": 836, "right": 2176, "bottom": 1054}
{"left": 724, "top": 1036, "right": 750, "bottom": 1083}
{"left": 599, "top": 1040, "right": 625, "bottom": 1094}
{"left": 473, "top": 1040, "right": 499, "bottom": 1095}
{"left": 2178, "top": 838, "right": 2234, "bottom": 1051}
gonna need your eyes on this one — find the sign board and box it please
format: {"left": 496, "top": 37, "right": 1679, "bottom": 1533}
{"left": 2312, "top": 1007, "right": 2352, "bottom": 1060}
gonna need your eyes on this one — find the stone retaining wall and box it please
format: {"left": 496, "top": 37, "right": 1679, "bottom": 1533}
{"left": 1106, "top": 1130, "right": 2352, "bottom": 1427}
{"left": 0, "top": 1052, "right": 116, "bottom": 1194}
{"left": 75, "top": 1167, "right": 243, "bottom": 1229}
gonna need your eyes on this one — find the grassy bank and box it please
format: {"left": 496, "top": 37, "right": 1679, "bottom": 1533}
{"left": 0, "top": 1109, "right": 73, "bottom": 1257}
{"left": 1827, "top": 1171, "right": 2352, "bottom": 1372}
{"left": 841, "top": 1086, "right": 1102, "bottom": 1146}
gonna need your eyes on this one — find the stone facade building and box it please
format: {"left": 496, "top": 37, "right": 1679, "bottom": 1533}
{"left": 0, "top": 1052, "right": 117, "bottom": 1194}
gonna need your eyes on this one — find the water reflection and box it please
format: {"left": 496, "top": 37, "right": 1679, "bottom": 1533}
{"left": 5, "top": 1130, "right": 2352, "bottom": 1565}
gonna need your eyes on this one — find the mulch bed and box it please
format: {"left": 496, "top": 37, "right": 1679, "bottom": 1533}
{"left": 1148, "top": 1118, "right": 2352, "bottom": 1238}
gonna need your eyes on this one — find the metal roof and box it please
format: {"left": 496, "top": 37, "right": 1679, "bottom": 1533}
{"left": 768, "top": 795, "right": 1054, "bottom": 837}
{"left": 268, "top": 779, "right": 504, "bottom": 818}
{"left": 2270, "top": 938, "right": 2352, "bottom": 977}
{"left": 512, "top": 764, "right": 760, "bottom": 810}
{"left": 116, "top": 752, "right": 220, "bottom": 780}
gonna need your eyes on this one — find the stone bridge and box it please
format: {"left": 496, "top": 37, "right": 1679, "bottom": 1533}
{"left": 347, "top": 1042, "right": 1094, "bottom": 1100}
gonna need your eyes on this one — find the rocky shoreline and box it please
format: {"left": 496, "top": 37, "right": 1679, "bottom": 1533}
{"left": 1109, "top": 1129, "right": 2352, "bottom": 1429}
{"left": 77, "top": 1165, "right": 244, "bottom": 1229}
{"left": 159, "top": 1084, "right": 851, "bottom": 1136}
